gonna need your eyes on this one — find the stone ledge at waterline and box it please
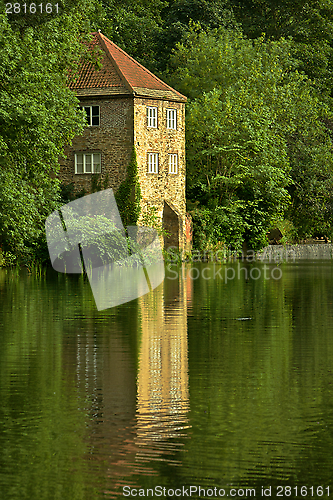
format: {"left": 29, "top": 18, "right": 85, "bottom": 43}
{"left": 256, "top": 243, "right": 333, "bottom": 261}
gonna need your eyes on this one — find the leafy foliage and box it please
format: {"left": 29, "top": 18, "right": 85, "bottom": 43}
{"left": 0, "top": 4, "right": 101, "bottom": 265}
{"left": 0, "top": 168, "right": 60, "bottom": 265}
{"left": 99, "top": 0, "right": 166, "bottom": 72}
{"left": 99, "top": 0, "right": 237, "bottom": 74}
{"left": 230, "top": 0, "right": 333, "bottom": 94}
{"left": 115, "top": 147, "right": 142, "bottom": 228}
{"left": 171, "top": 27, "right": 333, "bottom": 248}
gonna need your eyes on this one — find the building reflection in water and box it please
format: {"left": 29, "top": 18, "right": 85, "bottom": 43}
{"left": 135, "top": 268, "right": 190, "bottom": 465}
{"left": 66, "top": 267, "right": 191, "bottom": 495}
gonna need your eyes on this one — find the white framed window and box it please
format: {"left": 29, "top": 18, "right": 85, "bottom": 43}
{"left": 75, "top": 153, "right": 101, "bottom": 174}
{"left": 168, "top": 154, "right": 178, "bottom": 174}
{"left": 148, "top": 153, "right": 158, "bottom": 173}
{"left": 166, "top": 108, "right": 177, "bottom": 129}
{"left": 147, "top": 107, "right": 158, "bottom": 128}
{"left": 81, "top": 105, "right": 100, "bottom": 126}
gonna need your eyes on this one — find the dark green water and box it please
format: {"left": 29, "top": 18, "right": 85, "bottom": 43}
{"left": 1, "top": 261, "right": 333, "bottom": 499}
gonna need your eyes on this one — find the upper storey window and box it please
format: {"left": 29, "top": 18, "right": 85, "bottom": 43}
{"left": 166, "top": 109, "right": 177, "bottom": 129}
{"left": 81, "top": 106, "right": 100, "bottom": 126}
{"left": 147, "top": 107, "right": 158, "bottom": 128}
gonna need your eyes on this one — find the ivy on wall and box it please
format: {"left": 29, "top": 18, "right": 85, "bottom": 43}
{"left": 115, "top": 147, "right": 142, "bottom": 227}
{"left": 91, "top": 173, "right": 109, "bottom": 193}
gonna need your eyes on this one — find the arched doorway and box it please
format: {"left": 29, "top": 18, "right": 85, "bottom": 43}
{"left": 162, "top": 202, "right": 179, "bottom": 250}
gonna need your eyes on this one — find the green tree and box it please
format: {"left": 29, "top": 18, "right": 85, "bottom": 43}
{"left": 154, "top": 0, "right": 238, "bottom": 74}
{"left": 99, "top": 0, "right": 238, "bottom": 75}
{"left": 230, "top": 0, "right": 333, "bottom": 95}
{"left": 0, "top": 4, "right": 100, "bottom": 264}
{"left": 170, "top": 27, "right": 333, "bottom": 248}
{"left": 99, "top": 0, "right": 166, "bottom": 72}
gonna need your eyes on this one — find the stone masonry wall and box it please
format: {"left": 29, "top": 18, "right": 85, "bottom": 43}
{"left": 133, "top": 97, "right": 186, "bottom": 250}
{"left": 59, "top": 94, "right": 188, "bottom": 250}
{"left": 59, "top": 97, "right": 134, "bottom": 195}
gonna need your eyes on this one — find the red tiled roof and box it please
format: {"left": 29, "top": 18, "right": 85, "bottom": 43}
{"left": 70, "top": 32, "right": 186, "bottom": 102}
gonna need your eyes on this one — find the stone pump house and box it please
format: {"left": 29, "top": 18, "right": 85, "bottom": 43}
{"left": 60, "top": 31, "right": 190, "bottom": 251}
